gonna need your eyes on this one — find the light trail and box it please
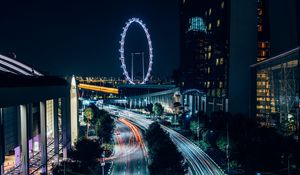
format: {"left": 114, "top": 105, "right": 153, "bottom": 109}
{"left": 104, "top": 105, "right": 225, "bottom": 175}
{"left": 109, "top": 118, "right": 148, "bottom": 175}
{"left": 118, "top": 118, "right": 148, "bottom": 157}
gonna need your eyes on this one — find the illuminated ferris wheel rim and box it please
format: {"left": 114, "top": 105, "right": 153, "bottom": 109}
{"left": 119, "top": 17, "right": 153, "bottom": 84}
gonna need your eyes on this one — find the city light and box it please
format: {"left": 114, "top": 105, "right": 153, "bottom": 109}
{"left": 78, "top": 84, "right": 119, "bottom": 94}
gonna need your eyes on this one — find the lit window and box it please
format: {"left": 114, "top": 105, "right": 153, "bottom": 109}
{"left": 219, "top": 81, "right": 223, "bottom": 88}
{"left": 257, "top": 25, "right": 262, "bottom": 32}
{"left": 257, "top": 57, "right": 266, "bottom": 62}
{"left": 208, "top": 52, "right": 211, "bottom": 59}
{"left": 208, "top": 45, "right": 212, "bottom": 51}
{"left": 208, "top": 23, "right": 212, "bottom": 30}
{"left": 217, "top": 19, "right": 221, "bottom": 27}
{"left": 208, "top": 67, "right": 211, "bottom": 74}
{"left": 216, "top": 58, "right": 219, "bottom": 65}
{"left": 221, "top": 1, "right": 225, "bottom": 8}
{"left": 207, "top": 81, "right": 210, "bottom": 88}
{"left": 258, "top": 42, "right": 267, "bottom": 48}
{"left": 220, "top": 58, "right": 224, "bottom": 64}
{"left": 258, "top": 50, "right": 267, "bottom": 57}
{"left": 258, "top": 8, "right": 262, "bottom": 16}
{"left": 209, "top": 8, "right": 212, "bottom": 15}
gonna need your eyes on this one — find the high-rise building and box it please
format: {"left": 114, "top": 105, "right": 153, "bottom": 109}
{"left": 251, "top": 0, "right": 300, "bottom": 135}
{"left": 179, "top": 0, "right": 207, "bottom": 89}
{"left": 204, "top": 0, "right": 230, "bottom": 113}
{"left": 255, "top": 0, "right": 272, "bottom": 125}
{"left": 179, "top": 0, "right": 258, "bottom": 117}
{"left": 179, "top": 0, "right": 230, "bottom": 113}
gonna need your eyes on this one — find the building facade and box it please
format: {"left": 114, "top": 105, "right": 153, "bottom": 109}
{"left": 255, "top": 0, "right": 272, "bottom": 124}
{"left": 179, "top": 0, "right": 257, "bottom": 116}
{"left": 179, "top": 0, "right": 207, "bottom": 90}
{"left": 203, "top": 0, "right": 230, "bottom": 113}
{"left": 0, "top": 55, "right": 78, "bottom": 175}
{"left": 252, "top": 0, "right": 300, "bottom": 136}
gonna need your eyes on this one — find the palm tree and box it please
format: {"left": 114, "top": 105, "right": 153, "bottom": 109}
{"left": 153, "top": 103, "right": 164, "bottom": 119}
{"left": 84, "top": 107, "right": 94, "bottom": 137}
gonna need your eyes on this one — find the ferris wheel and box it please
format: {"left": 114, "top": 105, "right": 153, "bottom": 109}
{"left": 119, "top": 18, "right": 153, "bottom": 84}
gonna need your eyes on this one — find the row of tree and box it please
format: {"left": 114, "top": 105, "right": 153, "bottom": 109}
{"left": 53, "top": 138, "right": 103, "bottom": 174}
{"left": 145, "top": 122, "right": 188, "bottom": 175}
{"left": 188, "top": 111, "right": 300, "bottom": 174}
{"left": 53, "top": 104, "right": 115, "bottom": 174}
{"left": 84, "top": 103, "right": 114, "bottom": 143}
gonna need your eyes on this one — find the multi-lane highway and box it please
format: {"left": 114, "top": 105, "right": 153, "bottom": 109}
{"left": 104, "top": 105, "right": 225, "bottom": 175}
{"left": 110, "top": 118, "right": 148, "bottom": 175}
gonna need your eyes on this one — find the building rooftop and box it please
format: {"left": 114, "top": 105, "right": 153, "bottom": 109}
{"left": 0, "top": 72, "right": 68, "bottom": 88}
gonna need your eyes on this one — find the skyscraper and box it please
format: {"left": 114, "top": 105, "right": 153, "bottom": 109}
{"left": 204, "top": 0, "right": 230, "bottom": 113}
{"left": 255, "top": 0, "right": 272, "bottom": 125}
{"left": 179, "top": 0, "right": 257, "bottom": 117}
{"left": 251, "top": 0, "right": 300, "bottom": 135}
{"left": 179, "top": 0, "right": 207, "bottom": 90}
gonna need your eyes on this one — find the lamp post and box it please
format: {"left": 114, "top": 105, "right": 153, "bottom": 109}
{"left": 288, "top": 154, "right": 292, "bottom": 175}
{"left": 125, "top": 96, "right": 127, "bottom": 110}
{"left": 226, "top": 122, "right": 230, "bottom": 174}
{"left": 101, "top": 137, "right": 105, "bottom": 175}
{"left": 197, "top": 112, "right": 200, "bottom": 146}
{"left": 101, "top": 153, "right": 105, "bottom": 175}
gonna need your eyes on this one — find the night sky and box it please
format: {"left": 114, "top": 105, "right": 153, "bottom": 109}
{"left": 0, "top": 0, "right": 179, "bottom": 77}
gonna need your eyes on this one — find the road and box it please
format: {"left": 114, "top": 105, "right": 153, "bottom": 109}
{"left": 110, "top": 118, "right": 148, "bottom": 175}
{"left": 104, "top": 105, "right": 225, "bottom": 175}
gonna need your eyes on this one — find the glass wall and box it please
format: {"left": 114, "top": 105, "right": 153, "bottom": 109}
{"left": 256, "top": 50, "right": 300, "bottom": 136}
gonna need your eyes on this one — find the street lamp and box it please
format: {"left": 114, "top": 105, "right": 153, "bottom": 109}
{"left": 101, "top": 152, "right": 105, "bottom": 175}
{"left": 197, "top": 112, "right": 200, "bottom": 146}
{"left": 125, "top": 96, "right": 127, "bottom": 110}
{"left": 226, "top": 122, "right": 230, "bottom": 174}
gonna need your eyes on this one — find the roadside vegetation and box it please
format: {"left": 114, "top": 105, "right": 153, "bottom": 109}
{"left": 53, "top": 103, "right": 114, "bottom": 175}
{"left": 187, "top": 111, "right": 300, "bottom": 174}
{"left": 145, "top": 122, "right": 188, "bottom": 175}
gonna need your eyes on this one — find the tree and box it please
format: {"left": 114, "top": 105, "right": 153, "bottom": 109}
{"left": 84, "top": 107, "right": 94, "bottom": 137}
{"left": 96, "top": 113, "right": 114, "bottom": 143}
{"left": 70, "top": 137, "right": 102, "bottom": 173}
{"left": 189, "top": 112, "right": 207, "bottom": 137}
{"left": 52, "top": 160, "right": 82, "bottom": 175}
{"left": 145, "top": 122, "right": 188, "bottom": 175}
{"left": 148, "top": 138, "right": 188, "bottom": 175}
{"left": 173, "top": 102, "right": 182, "bottom": 124}
{"left": 146, "top": 103, "right": 154, "bottom": 114}
{"left": 153, "top": 103, "right": 164, "bottom": 117}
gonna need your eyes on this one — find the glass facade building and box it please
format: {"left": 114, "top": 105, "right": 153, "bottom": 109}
{"left": 252, "top": 48, "right": 300, "bottom": 135}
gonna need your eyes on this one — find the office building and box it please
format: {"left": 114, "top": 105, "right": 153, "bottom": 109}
{"left": 0, "top": 54, "right": 78, "bottom": 175}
